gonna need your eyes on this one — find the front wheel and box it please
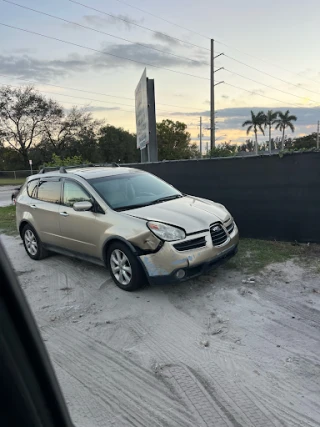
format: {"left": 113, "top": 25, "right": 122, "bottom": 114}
{"left": 107, "top": 242, "right": 145, "bottom": 291}
{"left": 22, "top": 224, "right": 48, "bottom": 260}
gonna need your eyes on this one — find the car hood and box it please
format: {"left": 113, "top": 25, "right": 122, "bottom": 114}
{"left": 124, "top": 195, "right": 230, "bottom": 233}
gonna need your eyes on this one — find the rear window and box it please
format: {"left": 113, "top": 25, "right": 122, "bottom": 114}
{"left": 37, "top": 180, "right": 61, "bottom": 204}
{"left": 27, "top": 179, "right": 39, "bottom": 199}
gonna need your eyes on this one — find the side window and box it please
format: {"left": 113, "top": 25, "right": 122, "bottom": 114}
{"left": 37, "top": 180, "right": 61, "bottom": 204}
{"left": 63, "top": 181, "right": 91, "bottom": 207}
{"left": 27, "top": 179, "right": 39, "bottom": 199}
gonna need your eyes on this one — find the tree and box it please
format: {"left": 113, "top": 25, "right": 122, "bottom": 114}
{"left": 293, "top": 133, "right": 317, "bottom": 150}
{"left": 44, "top": 153, "right": 87, "bottom": 167}
{"left": 206, "top": 142, "right": 237, "bottom": 158}
{"left": 274, "top": 110, "right": 297, "bottom": 151}
{"left": 98, "top": 125, "right": 140, "bottom": 164}
{"left": 0, "top": 86, "right": 63, "bottom": 166}
{"left": 242, "top": 111, "right": 265, "bottom": 155}
{"left": 43, "top": 107, "right": 102, "bottom": 155}
{"left": 263, "top": 110, "right": 278, "bottom": 153}
{"left": 238, "top": 139, "right": 255, "bottom": 153}
{"left": 156, "top": 119, "right": 199, "bottom": 160}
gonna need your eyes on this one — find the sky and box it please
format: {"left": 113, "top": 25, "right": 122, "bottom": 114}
{"left": 0, "top": 0, "right": 319, "bottom": 150}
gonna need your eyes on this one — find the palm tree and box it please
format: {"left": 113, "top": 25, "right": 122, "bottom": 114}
{"left": 242, "top": 111, "right": 265, "bottom": 155}
{"left": 263, "top": 110, "right": 278, "bottom": 154}
{"left": 274, "top": 110, "right": 297, "bottom": 151}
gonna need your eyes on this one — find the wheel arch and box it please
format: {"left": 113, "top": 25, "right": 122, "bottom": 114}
{"left": 102, "top": 236, "right": 138, "bottom": 265}
{"left": 19, "top": 220, "right": 32, "bottom": 238}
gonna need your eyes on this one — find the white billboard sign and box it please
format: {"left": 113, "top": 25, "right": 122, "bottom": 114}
{"left": 135, "top": 69, "right": 149, "bottom": 150}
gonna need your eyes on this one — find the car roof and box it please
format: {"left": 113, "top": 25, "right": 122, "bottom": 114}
{"left": 29, "top": 166, "right": 145, "bottom": 181}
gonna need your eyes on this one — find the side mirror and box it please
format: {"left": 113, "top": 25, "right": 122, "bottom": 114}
{"left": 73, "top": 201, "right": 93, "bottom": 211}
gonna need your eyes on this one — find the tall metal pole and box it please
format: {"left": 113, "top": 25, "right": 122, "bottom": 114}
{"left": 317, "top": 120, "right": 319, "bottom": 149}
{"left": 199, "top": 116, "right": 202, "bottom": 157}
{"left": 210, "top": 39, "right": 215, "bottom": 151}
{"left": 147, "top": 78, "right": 158, "bottom": 162}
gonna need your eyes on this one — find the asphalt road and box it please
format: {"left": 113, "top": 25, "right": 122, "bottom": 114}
{"left": 0, "top": 185, "right": 17, "bottom": 207}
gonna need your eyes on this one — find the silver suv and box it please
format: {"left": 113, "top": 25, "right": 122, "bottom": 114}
{"left": 16, "top": 166, "right": 239, "bottom": 291}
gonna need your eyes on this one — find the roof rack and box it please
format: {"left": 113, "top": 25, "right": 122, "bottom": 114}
{"left": 38, "top": 162, "right": 120, "bottom": 174}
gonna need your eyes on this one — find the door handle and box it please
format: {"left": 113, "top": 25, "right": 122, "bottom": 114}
{"left": 60, "top": 212, "right": 69, "bottom": 217}
{"left": 30, "top": 204, "right": 37, "bottom": 209}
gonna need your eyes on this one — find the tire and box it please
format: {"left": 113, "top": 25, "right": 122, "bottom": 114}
{"left": 106, "top": 241, "right": 145, "bottom": 291}
{"left": 22, "top": 224, "right": 48, "bottom": 261}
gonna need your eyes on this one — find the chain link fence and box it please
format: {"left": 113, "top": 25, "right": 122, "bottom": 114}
{"left": 0, "top": 169, "right": 34, "bottom": 184}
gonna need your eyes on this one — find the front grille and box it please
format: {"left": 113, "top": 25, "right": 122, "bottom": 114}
{"left": 226, "top": 221, "right": 234, "bottom": 235}
{"left": 174, "top": 236, "right": 206, "bottom": 252}
{"left": 210, "top": 222, "right": 228, "bottom": 246}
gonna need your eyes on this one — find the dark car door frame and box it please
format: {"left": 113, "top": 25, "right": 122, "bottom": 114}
{"left": 0, "top": 240, "right": 74, "bottom": 427}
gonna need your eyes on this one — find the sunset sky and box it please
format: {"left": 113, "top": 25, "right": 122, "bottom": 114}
{"left": 1, "top": 0, "right": 319, "bottom": 149}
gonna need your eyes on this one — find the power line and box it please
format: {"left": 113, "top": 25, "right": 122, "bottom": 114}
{"left": 112, "top": 0, "right": 209, "bottom": 41}
{"left": 69, "top": 0, "right": 211, "bottom": 52}
{"left": 2, "top": 0, "right": 206, "bottom": 67}
{"left": 0, "top": 22, "right": 210, "bottom": 81}
{"left": 0, "top": 81, "right": 192, "bottom": 119}
{"left": 111, "top": 0, "right": 319, "bottom": 86}
{"left": 224, "top": 82, "right": 305, "bottom": 108}
{"left": 224, "top": 69, "right": 319, "bottom": 104}
{"left": 0, "top": 81, "right": 179, "bottom": 114}
{"left": 215, "top": 40, "right": 320, "bottom": 86}
{"left": 225, "top": 55, "right": 320, "bottom": 97}
{"left": 0, "top": 73, "right": 205, "bottom": 111}
{"left": 6, "top": 2, "right": 317, "bottom": 109}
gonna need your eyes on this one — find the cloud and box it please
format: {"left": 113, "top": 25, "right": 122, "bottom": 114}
{"left": 153, "top": 31, "right": 182, "bottom": 46}
{"left": 83, "top": 106, "right": 121, "bottom": 112}
{"left": 64, "top": 105, "right": 121, "bottom": 113}
{"left": 0, "top": 54, "right": 87, "bottom": 81}
{"left": 63, "top": 14, "right": 143, "bottom": 31}
{"left": 168, "top": 106, "right": 320, "bottom": 131}
{"left": 82, "top": 14, "right": 142, "bottom": 31}
{"left": 0, "top": 39, "right": 207, "bottom": 82}
{"left": 8, "top": 47, "right": 37, "bottom": 54}
{"left": 221, "top": 95, "right": 229, "bottom": 99}
{"left": 93, "top": 43, "right": 207, "bottom": 69}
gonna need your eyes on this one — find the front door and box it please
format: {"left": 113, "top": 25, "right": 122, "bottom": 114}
{"left": 58, "top": 179, "right": 102, "bottom": 258}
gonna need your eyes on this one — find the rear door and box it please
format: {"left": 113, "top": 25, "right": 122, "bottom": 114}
{"left": 58, "top": 179, "right": 103, "bottom": 258}
{"left": 32, "top": 178, "right": 62, "bottom": 246}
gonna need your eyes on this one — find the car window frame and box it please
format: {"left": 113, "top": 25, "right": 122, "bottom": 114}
{"left": 27, "top": 178, "right": 40, "bottom": 199}
{"left": 62, "top": 178, "right": 105, "bottom": 214}
{"left": 37, "top": 177, "right": 62, "bottom": 205}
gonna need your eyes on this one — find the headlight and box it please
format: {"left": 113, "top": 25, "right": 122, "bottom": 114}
{"left": 147, "top": 221, "right": 186, "bottom": 241}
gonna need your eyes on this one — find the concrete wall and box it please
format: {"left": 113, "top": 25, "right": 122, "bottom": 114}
{"left": 130, "top": 152, "right": 320, "bottom": 243}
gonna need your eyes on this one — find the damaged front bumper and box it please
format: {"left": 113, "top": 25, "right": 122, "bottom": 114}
{"left": 139, "top": 225, "right": 239, "bottom": 285}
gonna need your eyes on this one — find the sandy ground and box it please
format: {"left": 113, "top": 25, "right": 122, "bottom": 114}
{"left": 1, "top": 233, "right": 320, "bottom": 427}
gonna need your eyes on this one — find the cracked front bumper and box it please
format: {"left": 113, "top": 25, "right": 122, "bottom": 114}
{"left": 139, "top": 225, "right": 239, "bottom": 285}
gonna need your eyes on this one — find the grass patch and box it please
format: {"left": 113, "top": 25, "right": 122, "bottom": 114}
{"left": 226, "top": 238, "right": 317, "bottom": 274}
{"left": 0, "top": 205, "right": 17, "bottom": 235}
{"left": 0, "top": 178, "right": 25, "bottom": 186}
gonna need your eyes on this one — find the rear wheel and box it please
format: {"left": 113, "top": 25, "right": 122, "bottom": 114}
{"left": 107, "top": 242, "right": 145, "bottom": 291}
{"left": 22, "top": 224, "right": 48, "bottom": 260}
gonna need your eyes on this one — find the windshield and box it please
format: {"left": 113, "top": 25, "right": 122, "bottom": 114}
{"left": 88, "top": 172, "right": 182, "bottom": 211}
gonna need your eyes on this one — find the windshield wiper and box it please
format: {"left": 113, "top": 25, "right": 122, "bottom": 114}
{"left": 150, "top": 194, "right": 183, "bottom": 205}
{"left": 114, "top": 195, "right": 183, "bottom": 211}
{"left": 114, "top": 203, "right": 150, "bottom": 212}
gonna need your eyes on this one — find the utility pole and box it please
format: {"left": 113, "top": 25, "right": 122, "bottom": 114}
{"left": 210, "top": 39, "right": 224, "bottom": 151}
{"left": 317, "top": 120, "right": 319, "bottom": 149}
{"left": 210, "top": 39, "right": 215, "bottom": 152}
{"left": 199, "top": 116, "right": 202, "bottom": 157}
